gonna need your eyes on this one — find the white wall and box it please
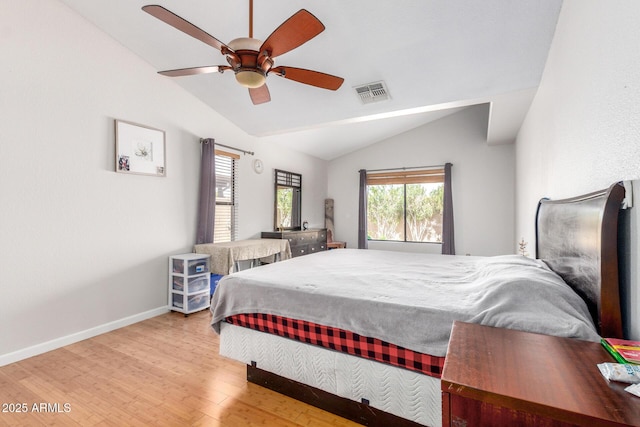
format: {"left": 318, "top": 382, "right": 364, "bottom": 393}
{"left": 0, "top": 0, "right": 327, "bottom": 365}
{"left": 515, "top": 1, "right": 640, "bottom": 339}
{"left": 328, "top": 105, "right": 515, "bottom": 256}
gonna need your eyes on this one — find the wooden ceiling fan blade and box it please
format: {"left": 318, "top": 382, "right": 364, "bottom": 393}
{"left": 271, "top": 67, "right": 344, "bottom": 90}
{"left": 158, "top": 66, "right": 224, "bottom": 77}
{"left": 142, "top": 5, "right": 230, "bottom": 53}
{"left": 249, "top": 85, "right": 271, "bottom": 105}
{"left": 260, "top": 10, "right": 324, "bottom": 59}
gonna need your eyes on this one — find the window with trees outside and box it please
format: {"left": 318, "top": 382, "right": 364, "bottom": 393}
{"left": 214, "top": 150, "right": 239, "bottom": 243}
{"left": 366, "top": 168, "right": 444, "bottom": 243}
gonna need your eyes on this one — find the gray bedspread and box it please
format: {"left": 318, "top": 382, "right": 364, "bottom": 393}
{"left": 210, "top": 249, "right": 600, "bottom": 357}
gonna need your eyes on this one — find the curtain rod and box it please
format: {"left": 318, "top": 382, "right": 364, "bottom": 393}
{"left": 361, "top": 163, "right": 449, "bottom": 173}
{"left": 200, "top": 138, "right": 254, "bottom": 156}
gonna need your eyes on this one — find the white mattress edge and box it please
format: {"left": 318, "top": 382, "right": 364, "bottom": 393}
{"left": 219, "top": 322, "right": 441, "bottom": 427}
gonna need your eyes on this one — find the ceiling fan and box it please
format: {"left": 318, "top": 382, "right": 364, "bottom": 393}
{"left": 142, "top": 1, "right": 344, "bottom": 105}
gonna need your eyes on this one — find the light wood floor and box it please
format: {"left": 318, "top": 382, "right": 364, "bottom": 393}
{"left": 0, "top": 311, "right": 360, "bottom": 427}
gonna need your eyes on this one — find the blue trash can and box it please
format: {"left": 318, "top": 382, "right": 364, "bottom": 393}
{"left": 210, "top": 274, "right": 224, "bottom": 296}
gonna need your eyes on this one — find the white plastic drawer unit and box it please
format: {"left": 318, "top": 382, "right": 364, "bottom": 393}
{"left": 172, "top": 257, "right": 210, "bottom": 275}
{"left": 188, "top": 276, "right": 209, "bottom": 293}
{"left": 171, "top": 292, "right": 184, "bottom": 309}
{"left": 172, "top": 276, "right": 209, "bottom": 293}
{"left": 169, "top": 253, "right": 211, "bottom": 315}
{"left": 187, "top": 293, "right": 209, "bottom": 311}
{"left": 171, "top": 292, "right": 209, "bottom": 312}
{"left": 172, "top": 276, "right": 184, "bottom": 292}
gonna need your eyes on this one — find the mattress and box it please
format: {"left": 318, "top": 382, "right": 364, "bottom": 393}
{"left": 220, "top": 322, "right": 442, "bottom": 427}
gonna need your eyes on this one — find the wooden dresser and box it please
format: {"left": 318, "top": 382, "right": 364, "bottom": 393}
{"left": 441, "top": 321, "right": 640, "bottom": 426}
{"left": 261, "top": 229, "right": 327, "bottom": 258}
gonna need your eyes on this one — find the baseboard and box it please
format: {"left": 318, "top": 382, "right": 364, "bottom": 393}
{"left": 0, "top": 306, "right": 170, "bottom": 367}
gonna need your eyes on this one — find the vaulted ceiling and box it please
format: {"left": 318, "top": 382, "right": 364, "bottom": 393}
{"left": 59, "top": 0, "right": 563, "bottom": 160}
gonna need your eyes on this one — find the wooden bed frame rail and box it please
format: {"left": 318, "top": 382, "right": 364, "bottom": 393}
{"left": 247, "top": 364, "right": 423, "bottom": 427}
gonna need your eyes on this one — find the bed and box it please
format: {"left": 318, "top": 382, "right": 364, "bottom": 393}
{"left": 210, "top": 182, "right": 627, "bottom": 427}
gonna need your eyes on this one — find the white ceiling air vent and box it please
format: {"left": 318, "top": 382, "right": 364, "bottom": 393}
{"left": 354, "top": 81, "right": 390, "bottom": 104}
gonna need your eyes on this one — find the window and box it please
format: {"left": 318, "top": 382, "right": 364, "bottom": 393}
{"left": 214, "top": 150, "right": 239, "bottom": 242}
{"left": 366, "top": 168, "right": 444, "bottom": 243}
{"left": 274, "top": 169, "right": 302, "bottom": 230}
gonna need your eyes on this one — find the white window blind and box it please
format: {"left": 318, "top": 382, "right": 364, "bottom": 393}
{"left": 214, "top": 150, "right": 238, "bottom": 242}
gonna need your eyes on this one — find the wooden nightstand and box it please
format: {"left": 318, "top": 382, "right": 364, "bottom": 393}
{"left": 441, "top": 321, "right": 640, "bottom": 426}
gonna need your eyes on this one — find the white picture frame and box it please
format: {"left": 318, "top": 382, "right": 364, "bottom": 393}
{"left": 115, "top": 119, "right": 166, "bottom": 177}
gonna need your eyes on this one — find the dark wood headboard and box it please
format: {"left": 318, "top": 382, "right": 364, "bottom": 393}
{"left": 535, "top": 182, "right": 625, "bottom": 338}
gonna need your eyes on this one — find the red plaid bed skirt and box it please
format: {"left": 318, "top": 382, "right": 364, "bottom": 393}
{"left": 225, "top": 313, "right": 444, "bottom": 379}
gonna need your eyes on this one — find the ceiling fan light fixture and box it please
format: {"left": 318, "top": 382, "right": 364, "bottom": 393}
{"left": 235, "top": 70, "right": 266, "bottom": 88}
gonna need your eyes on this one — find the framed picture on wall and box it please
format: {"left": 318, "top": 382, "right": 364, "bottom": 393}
{"left": 115, "top": 119, "right": 166, "bottom": 177}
